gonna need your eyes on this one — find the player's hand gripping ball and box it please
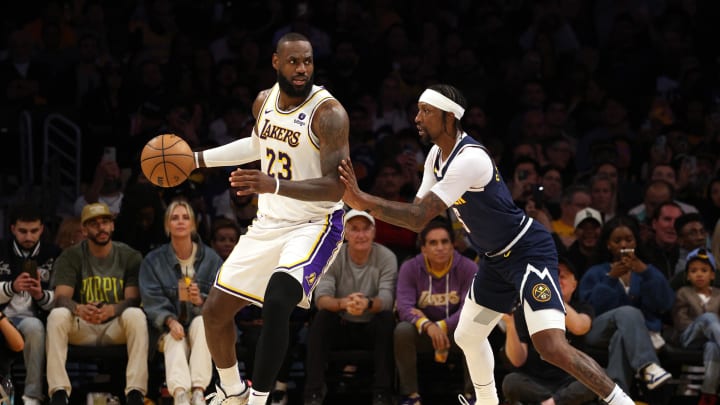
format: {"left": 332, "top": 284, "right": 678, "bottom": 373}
{"left": 140, "top": 134, "right": 195, "bottom": 188}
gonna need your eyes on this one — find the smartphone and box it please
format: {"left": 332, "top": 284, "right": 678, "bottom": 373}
{"left": 620, "top": 248, "right": 634, "bottom": 258}
{"left": 22, "top": 259, "right": 38, "bottom": 279}
{"left": 102, "top": 146, "right": 116, "bottom": 162}
{"left": 532, "top": 185, "right": 545, "bottom": 209}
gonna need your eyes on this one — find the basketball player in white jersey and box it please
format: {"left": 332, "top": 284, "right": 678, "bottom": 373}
{"left": 193, "top": 32, "right": 349, "bottom": 405}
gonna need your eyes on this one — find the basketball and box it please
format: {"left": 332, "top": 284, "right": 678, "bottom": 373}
{"left": 140, "top": 134, "right": 195, "bottom": 188}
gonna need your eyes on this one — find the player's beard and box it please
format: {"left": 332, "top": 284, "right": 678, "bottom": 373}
{"left": 277, "top": 71, "right": 314, "bottom": 99}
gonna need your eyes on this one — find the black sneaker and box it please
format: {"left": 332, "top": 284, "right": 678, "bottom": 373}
{"left": 126, "top": 389, "right": 144, "bottom": 405}
{"left": 50, "top": 390, "right": 68, "bottom": 405}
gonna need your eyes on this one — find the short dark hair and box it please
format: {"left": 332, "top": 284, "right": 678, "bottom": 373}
{"left": 276, "top": 32, "right": 311, "bottom": 52}
{"left": 418, "top": 220, "right": 455, "bottom": 247}
{"left": 9, "top": 203, "right": 42, "bottom": 225}
{"left": 674, "top": 212, "right": 704, "bottom": 235}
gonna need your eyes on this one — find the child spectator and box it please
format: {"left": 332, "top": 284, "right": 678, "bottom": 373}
{"left": 672, "top": 248, "right": 720, "bottom": 405}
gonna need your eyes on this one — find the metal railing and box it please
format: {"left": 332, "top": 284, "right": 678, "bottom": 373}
{"left": 43, "top": 113, "right": 82, "bottom": 214}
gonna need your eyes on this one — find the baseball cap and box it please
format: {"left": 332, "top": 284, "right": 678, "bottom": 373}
{"left": 344, "top": 209, "right": 374, "bottom": 226}
{"left": 574, "top": 207, "right": 603, "bottom": 229}
{"left": 81, "top": 203, "right": 113, "bottom": 225}
{"left": 686, "top": 248, "right": 716, "bottom": 271}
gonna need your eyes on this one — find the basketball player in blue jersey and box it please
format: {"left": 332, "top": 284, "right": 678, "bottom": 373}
{"left": 192, "top": 33, "right": 349, "bottom": 405}
{"left": 339, "top": 84, "right": 635, "bottom": 405}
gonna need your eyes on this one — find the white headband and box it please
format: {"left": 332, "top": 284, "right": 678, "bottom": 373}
{"left": 418, "top": 89, "right": 465, "bottom": 119}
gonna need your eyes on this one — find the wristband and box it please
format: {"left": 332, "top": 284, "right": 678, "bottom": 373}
{"left": 273, "top": 176, "right": 280, "bottom": 194}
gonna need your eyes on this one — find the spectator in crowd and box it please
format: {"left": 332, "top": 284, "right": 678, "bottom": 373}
{"left": 54, "top": 217, "right": 84, "bottom": 250}
{"left": 73, "top": 153, "right": 125, "bottom": 217}
{"left": 209, "top": 218, "right": 240, "bottom": 261}
{"left": 304, "top": 210, "right": 397, "bottom": 405}
{"left": 47, "top": 202, "right": 148, "bottom": 405}
{"left": 140, "top": 200, "right": 222, "bottom": 405}
{"left": 537, "top": 165, "right": 563, "bottom": 219}
{"left": 647, "top": 163, "right": 699, "bottom": 214}
{"left": 579, "top": 215, "right": 675, "bottom": 354}
{"left": 699, "top": 177, "right": 720, "bottom": 233}
{"left": 0, "top": 308, "right": 24, "bottom": 382}
{"left": 643, "top": 201, "right": 684, "bottom": 279}
{"left": 508, "top": 156, "right": 541, "bottom": 206}
{"left": 394, "top": 220, "right": 476, "bottom": 404}
{"left": 0, "top": 204, "right": 61, "bottom": 405}
{"left": 113, "top": 182, "right": 167, "bottom": 255}
{"left": 551, "top": 185, "right": 592, "bottom": 249}
{"left": 673, "top": 213, "right": 710, "bottom": 278}
{"left": 565, "top": 207, "right": 603, "bottom": 281}
{"left": 589, "top": 173, "right": 618, "bottom": 222}
{"left": 501, "top": 258, "right": 596, "bottom": 405}
{"left": 628, "top": 179, "right": 695, "bottom": 226}
{"left": 370, "top": 160, "right": 418, "bottom": 263}
{"left": 671, "top": 248, "right": 720, "bottom": 405}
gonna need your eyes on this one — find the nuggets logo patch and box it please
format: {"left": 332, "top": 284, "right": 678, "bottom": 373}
{"left": 531, "top": 283, "right": 552, "bottom": 302}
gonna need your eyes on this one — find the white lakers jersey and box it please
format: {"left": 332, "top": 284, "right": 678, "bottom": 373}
{"left": 253, "top": 83, "right": 344, "bottom": 223}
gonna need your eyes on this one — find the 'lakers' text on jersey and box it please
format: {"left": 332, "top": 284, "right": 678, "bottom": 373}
{"left": 253, "top": 84, "right": 344, "bottom": 223}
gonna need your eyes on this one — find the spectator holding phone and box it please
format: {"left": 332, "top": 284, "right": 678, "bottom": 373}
{"left": 0, "top": 204, "right": 61, "bottom": 405}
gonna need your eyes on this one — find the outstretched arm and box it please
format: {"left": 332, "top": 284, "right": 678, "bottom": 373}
{"left": 339, "top": 158, "right": 447, "bottom": 232}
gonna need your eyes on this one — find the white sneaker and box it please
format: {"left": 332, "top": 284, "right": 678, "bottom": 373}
{"left": 174, "top": 390, "right": 191, "bottom": 405}
{"left": 642, "top": 363, "right": 671, "bottom": 390}
{"left": 206, "top": 385, "right": 249, "bottom": 405}
{"left": 192, "top": 390, "right": 207, "bottom": 405}
{"left": 22, "top": 395, "right": 42, "bottom": 405}
{"left": 649, "top": 331, "right": 666, "bottom": 350}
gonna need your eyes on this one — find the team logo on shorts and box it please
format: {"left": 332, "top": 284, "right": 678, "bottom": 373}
{"left": 531, "top": 283, "right": 552, "bottom": 302}
{"left": 305, "top": 272, "right": 317, "bottom": 287}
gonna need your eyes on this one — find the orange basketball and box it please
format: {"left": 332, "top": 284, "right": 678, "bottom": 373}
{"left": 140, "top": 134, "right": 195, "bottom": 188}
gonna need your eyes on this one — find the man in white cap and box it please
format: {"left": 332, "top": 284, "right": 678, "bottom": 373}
{"left": 303, "top": 209, "right": 397, "bottom": 405}
{"left": 565, "top": 207, "right": 604, "bottom": 280}
{"left": 340, "top": 83, "right": 635, "bottom": 405}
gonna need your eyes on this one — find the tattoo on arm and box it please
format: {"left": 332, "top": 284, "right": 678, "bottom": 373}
{"left": 368, "top": 192, "right": 447, "bottom": 232}
{"left": 278, "top": 100, "right": 349, "bottom": 202}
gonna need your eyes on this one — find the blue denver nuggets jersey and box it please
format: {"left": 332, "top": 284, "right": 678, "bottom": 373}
{"left": 436, "top": 136, "right": 527, "bottom": 254}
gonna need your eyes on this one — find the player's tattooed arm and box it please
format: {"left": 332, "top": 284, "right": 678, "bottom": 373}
{"left": 364, "top": 193, "right": 447, "bottom": 233}
{"left": 277, "top": 99, "right": 349, "bottom": 202}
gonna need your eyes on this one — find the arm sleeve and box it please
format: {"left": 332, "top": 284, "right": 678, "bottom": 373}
{"left": 428, "top": 147, "right": 494, "bottom": 206}
{"left": 196, "top": 136, "right": 260, "bottom": 167}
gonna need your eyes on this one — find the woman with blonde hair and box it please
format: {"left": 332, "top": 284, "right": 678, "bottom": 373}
{"left": 139, "top": 199, "right": 223, "bottom": 405}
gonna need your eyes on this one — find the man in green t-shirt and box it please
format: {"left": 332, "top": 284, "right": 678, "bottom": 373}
{"left": 46, "top": 203, "right": 148, "bottom": 405}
